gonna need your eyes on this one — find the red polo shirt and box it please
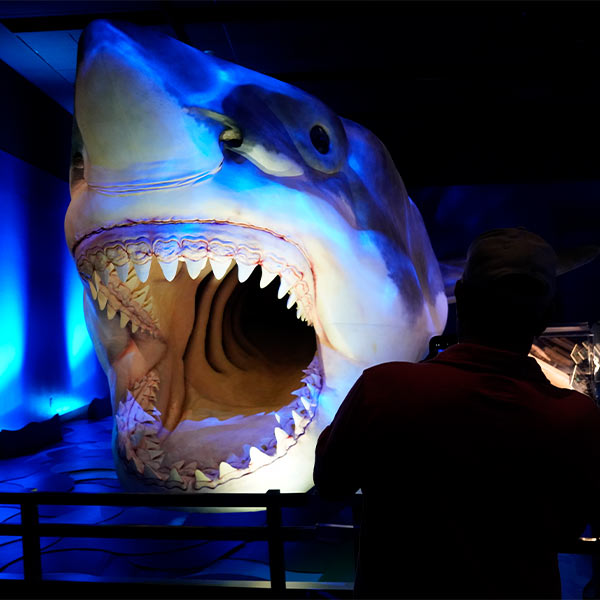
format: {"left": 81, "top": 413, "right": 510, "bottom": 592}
{"left": 314, "top": 343, "right": 600, "bottom": 598}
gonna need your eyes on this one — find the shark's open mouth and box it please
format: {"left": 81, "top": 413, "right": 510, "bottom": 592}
{"left": 75, "top": 221, "right": 322, "bottom": 491}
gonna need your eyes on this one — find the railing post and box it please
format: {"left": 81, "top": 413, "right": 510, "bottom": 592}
{"left": 21, "top": 500, "right": 42, "bottom": 582}
{"left": 266, "top": 489, "right": 285, "bottom": 595}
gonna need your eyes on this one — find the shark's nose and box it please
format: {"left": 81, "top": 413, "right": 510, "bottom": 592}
{"left": 75, "top": 20, "right": 225, "bottom": 186}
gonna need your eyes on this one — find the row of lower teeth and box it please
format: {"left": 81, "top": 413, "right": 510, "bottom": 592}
{"left": 116, "top": 361, "right": 321, "bottom": 491}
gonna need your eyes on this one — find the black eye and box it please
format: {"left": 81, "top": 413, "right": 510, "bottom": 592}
{"left": 219, "top": 127, "right": 243, "bottom": 148}
{"left": 310, "top": 125, "right": 330, "bottom": 154}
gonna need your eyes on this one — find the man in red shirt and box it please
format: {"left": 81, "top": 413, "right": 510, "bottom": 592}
{"left": 314, "top": 228, "right": 600, "bottom": 599}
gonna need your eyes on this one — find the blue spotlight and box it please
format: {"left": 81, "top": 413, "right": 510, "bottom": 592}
{"left": 34, "top": 393, "right": 90, "bottom": 420}
{"left": 0, "top": 167, "right": 25, "bottom": 413}
{"left": 63, "top": 250, "right": 94, "bottom": 388}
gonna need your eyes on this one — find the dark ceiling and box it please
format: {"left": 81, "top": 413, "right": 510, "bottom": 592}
{"left": 1, "top": 0, "right": 599, "bottom": 187}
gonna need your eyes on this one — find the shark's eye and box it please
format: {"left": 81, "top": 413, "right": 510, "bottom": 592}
{"left": 219, "top": 127, "right": 243, "bottom": 148}
{"left": 310, "top": 125, "right": 330, "bottom": 154}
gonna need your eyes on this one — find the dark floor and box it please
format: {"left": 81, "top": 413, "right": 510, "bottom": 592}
{"left": 0, "top": 414, "right": 355, "bottom": 595}
{"left": 0, "top": 414, "right": 594, "bottom": 598}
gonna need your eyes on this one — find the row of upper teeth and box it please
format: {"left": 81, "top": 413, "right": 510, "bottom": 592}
{"left": 83, "top": 253, "right": 313, "bottom": 324}
{"left": 116, "top": 361, "right": 321, "bottom": 491}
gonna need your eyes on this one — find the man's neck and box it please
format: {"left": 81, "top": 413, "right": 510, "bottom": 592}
{"left": 458, "top": 334, "right": 533, "bottom": 356}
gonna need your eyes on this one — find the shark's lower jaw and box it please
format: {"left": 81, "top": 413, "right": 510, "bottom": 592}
{"left": 75, "top": 221, "right": 322, "bottom": 492}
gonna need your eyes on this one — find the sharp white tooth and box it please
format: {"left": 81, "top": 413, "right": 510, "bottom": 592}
{"left": 185, "top": 257, "right": 207, "bottom": 279}
{"left": 249, "top": 446, "right": 272, "bottom": 468}
{"left": 143, "top": 299, "right": 156, "bottom": 319}
{"left": 274, "top": 412, "right": 281, "bottom": 424}
{"left": 277, "top": 278, "right": 292, "bottom": 299}
{"left": 106, "top": 305, "right": 116, "bottom": 320}
{"left": 292, "top": 410, "right": 304, "bottom": 430}
{"left": 236, "top": 262, "right": 256, "bottom": 283}
{"left": 131, "top": 322, "right": 139, "bottom": 334}
{"left": 93, "top": 271, "right": 101, "bottom": 288}
{"left": 125, "top": 277, "right": 139, "bottom": 293}
{"left": 260, "top": 267, "right": 277, "bottom": 288}
{"left": 218, "top": 461, "right": 237, "bottom": 478}
{"left": 210, "top": 257, "right": 232, "bottom": 280}
{"left": 286, "top": 292, "right": 297, "bottom": 309}
{"left": 274, "top": 427, "right": 290, "bottom": 450}
{"left": 99, "top": 267, "right": 111, "bottom": 286}
{"left": 125, "top": 267, "right": 138, "bottom": 285}
{"left": 120, "top": 312, "right": 130, "bottom": 328}
{"left": 168, "top": 468, "right": 183, "bottom": 483}
{"left": 132, "top": 287, "right": 149, "bottom": 304}
{"left": 116, "top": 262, "right": 130, "bottom": 282}
{"left": 88, "top": 280, "right": 98, "bottom": 300}
{"left": 184, "top": 461, "right": 198, "bottom": 474}
{"left": 301, "top": 398, "right": 311, "bottom": 413}
{"left": 306, "top": 382, "right": 318, "bottom": 398}
{"left": 134, "top": 261, "right": 151, "bottom": 283}
{"left": 158, "top": 259, "right": 178, "bottom": 281}
{"left": 97, "top": 291, "right": 108, "bottom": 310}
{"left": 145, "top": 438, "right": 161, "bottom": 450}
{"left": 195, "top": 469, "right": 211, "bottom": 483}
{"left": 143, "top": 464, "right": 162, "bottom": 480}
{"left": 133, "top": 457, "right": 145, "bottom": 474}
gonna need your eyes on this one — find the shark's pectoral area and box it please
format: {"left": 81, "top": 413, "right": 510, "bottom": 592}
{"left": 78, "top": 222, "right": 322, "bottom": 491}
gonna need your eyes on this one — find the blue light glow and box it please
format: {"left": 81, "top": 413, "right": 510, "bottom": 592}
{"left": 63, "top": 248, "right": 94, "bottom": 387}
{"left": 0, "top": 155, "right": 26, "bottom": 413}
{"left": 348, "top": 152, "right": 362, "bottom": 176}
{"left": 35, "top": 393, "right": 89, "bottom": 420}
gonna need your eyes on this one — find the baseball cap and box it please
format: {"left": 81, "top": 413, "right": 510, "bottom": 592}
{"left": 462, "top": 227, "right": 558, "bottom": 301}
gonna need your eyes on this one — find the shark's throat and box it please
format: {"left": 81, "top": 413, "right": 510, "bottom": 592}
{"left": 76, "top": 222, "right": 322, "bottom": 490}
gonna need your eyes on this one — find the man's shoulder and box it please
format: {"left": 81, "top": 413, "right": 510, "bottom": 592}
{"left": 364, "top": 360, "right": 430, "bottom": 377}
{"left": 552, "top": 387, "right": 600, "bottom": 421}
{"left": 363, "top": 359, "right": 442, "bottom": 389}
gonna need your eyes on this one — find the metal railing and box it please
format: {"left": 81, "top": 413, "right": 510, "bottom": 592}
{"left": 1, "top": 490, "right": 600, "bottom": 596}
{"left": 0, "top": 490, "right": 358, "bottom": 595}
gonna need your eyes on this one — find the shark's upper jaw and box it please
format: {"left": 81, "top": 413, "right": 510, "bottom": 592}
{"left": 76, "top": 220, "right": 322, "bottom": 490}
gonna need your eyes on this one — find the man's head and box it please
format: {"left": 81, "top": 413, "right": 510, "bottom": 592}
{"left": 455, "top": 227, "right": 558, "bottom": 353}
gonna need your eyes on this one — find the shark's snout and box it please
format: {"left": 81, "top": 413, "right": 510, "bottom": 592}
{"left": 75, "top": 20, "right": 228, "bottom": 187}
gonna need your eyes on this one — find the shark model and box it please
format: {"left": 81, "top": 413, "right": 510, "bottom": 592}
{"left": 65, "top": 20, "right": 448, "bottom": 494}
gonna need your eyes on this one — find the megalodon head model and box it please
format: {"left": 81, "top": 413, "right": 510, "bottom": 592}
{"left": 65, "top": 20, "right": 448, "bottom": 494}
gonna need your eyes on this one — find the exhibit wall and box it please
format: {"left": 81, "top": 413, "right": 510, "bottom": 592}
{"left": 0, "top": 20, "right": 598, "bottom": 439}
{"left": 412, "top": 181, "right": 600, "bottom": 333}
{"left": 0, "top": 61, "right": 108, "bottom": 430}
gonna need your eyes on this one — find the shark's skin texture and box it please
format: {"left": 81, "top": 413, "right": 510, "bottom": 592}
{"left": 65, "top": 20, "right": 448, "bottom": 495}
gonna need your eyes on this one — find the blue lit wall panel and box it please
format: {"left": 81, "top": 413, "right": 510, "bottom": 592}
{"left": 0, "top": 150, "right": 26, "bottom": 415}
{"left": 0, "top": 147, "right": 108, "bottom": 429}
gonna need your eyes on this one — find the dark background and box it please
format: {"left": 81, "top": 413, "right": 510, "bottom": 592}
{"left": 0, "top": 0, "right": 598, "bottom": 329}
